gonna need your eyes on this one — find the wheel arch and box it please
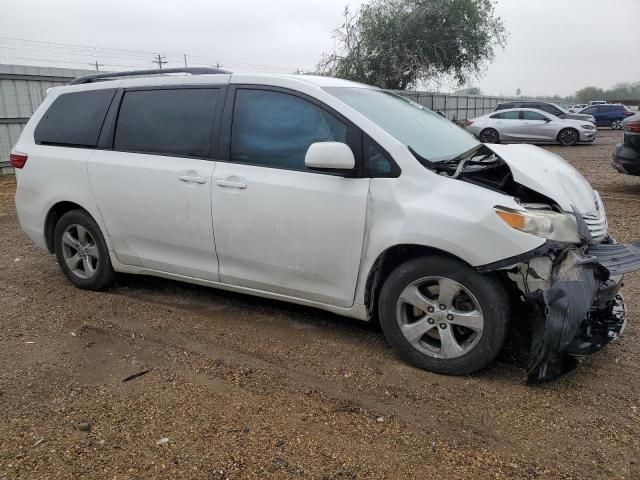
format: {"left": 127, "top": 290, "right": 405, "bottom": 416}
{"left": 44, "top": 201, "right": 93, "bottom": 253}
{"left": 363, "top": 244, "right": 471, "bottom": 321}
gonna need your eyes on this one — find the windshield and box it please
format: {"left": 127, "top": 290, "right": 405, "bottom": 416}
{"left": 325, "top": 87, "right": 479, "bottom": 162}
{"left": 550, "top": 103, "right": 568, "bottom": 114}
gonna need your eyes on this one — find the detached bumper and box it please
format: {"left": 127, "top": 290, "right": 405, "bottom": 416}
{"left": 488, "top": 240, "right": 640, "bottom": 382}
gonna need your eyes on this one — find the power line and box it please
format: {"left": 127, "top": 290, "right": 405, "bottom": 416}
{"left": 151, "top": 53, "right": 167, "bottom": 70}
{"left": 0, "top": 36, "right": 300, "bottom": 72}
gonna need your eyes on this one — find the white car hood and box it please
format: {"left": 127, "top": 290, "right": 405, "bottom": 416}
{"left": 486, "top": 143, "right": 598, "bottom": 214}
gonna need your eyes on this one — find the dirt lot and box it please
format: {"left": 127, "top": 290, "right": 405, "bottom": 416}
{"left": 1, "top": 130, "right": 639, "bottom": 479}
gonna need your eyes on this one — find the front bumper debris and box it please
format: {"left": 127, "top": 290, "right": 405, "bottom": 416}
{"left": 494, "top": 240, "right": 639, "bottom": 382}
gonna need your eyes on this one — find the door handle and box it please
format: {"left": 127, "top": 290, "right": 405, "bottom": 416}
{"left": 179, "top": 175, "right": 207, "bottom": 184}
{"left": 216, "top": 179, "right": 247, "bottom": 189}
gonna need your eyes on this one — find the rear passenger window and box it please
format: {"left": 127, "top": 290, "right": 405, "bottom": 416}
{"left": 491, "top": 111, "right": 520, "bottom": 120}
{"left": 231, "top": 89, "right": 348, "bottom": 171}
{"left": 35, "top": 89, "right": 116, "bottom": 147}
{"left": 114, "top": 88, "right": 219, "bottom": 158}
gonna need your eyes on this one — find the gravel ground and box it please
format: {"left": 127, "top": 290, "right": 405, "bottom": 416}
{"left": 1, "top": 130, "right": 639, "bottom": 479}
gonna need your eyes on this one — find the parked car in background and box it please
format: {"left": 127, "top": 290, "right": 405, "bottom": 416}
{"left": 612, "top": 112, "right": 640, "bottom": 175}
{"left": 10, "top": 68, "right": 638, "bottom": 382}
{"left": 568, "top": 103, "right": 587, "bottom": 113}
{"left": 588, "top": 100, "right": 607, "bottom": 106}
{"left": 466, "top": 108, "right": 597, "bottom": 145}
{"left": 494, "top": 101, "right": 595, "bottom": 124}
{"left": 580, "top": 104, "right": 635, "bottom": 129}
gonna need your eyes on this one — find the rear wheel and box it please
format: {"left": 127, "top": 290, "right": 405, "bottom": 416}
{"left": 54, "top": 210, "right": 115, "bottom": 290}
{"left": 611, "top": 120, "right": 623, "bottom": 130}
{"left": 558, "top": 128, "right": 579, "bottom": 146}
{"left": 479, "top": 128, "right": 499, "bottom": 144}
{"left": 378, "top": 256, "right": 510, "bottom": 375}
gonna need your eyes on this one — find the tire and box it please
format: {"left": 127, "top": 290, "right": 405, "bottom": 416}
{"left": 479, "top": 128, "right": 500, "bottom": 144}
{"left": 557, "top": 128, "right": 579, "bottom": 146}
{"left": 378, "top": 256, "right": 510, "bottom": 376}
{"left": 611, "top": 120, "right": 622, "bottom": 130}
{"left": 53, "top": 209, "right": 115, "bottom": 290}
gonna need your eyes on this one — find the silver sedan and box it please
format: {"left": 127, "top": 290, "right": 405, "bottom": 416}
{"left": 465, "top": 108, "right": 597, "bottom": 146}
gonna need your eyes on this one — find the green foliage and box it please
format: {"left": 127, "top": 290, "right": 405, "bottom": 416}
{"left": 575, "top": 86, "right": 606, "bottom": 103}
{"left": 575, "top": 82, "right": 640, "bottom": 103}
{"left": 317, "top": 0, "right": 507, "bottom": 90}
{"left": 454, "top": 86, "right": 482, "bottom": 95}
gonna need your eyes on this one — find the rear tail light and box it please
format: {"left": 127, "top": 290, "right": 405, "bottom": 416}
{"left": 625, "top": 121, "right": 640, "bottom": 133}
{"left": 465, "top": 119, "right": 474, "bottom": 126}
{"left": 9, "top": 152, "right": 28, "bottom": 169}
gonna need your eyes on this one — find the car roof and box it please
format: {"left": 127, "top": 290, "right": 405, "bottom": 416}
{"left": 489, "top": 107, "right": 551, "bottom": 114}
{"left": 48, "top": 72, "right": 373, "bottom": 95}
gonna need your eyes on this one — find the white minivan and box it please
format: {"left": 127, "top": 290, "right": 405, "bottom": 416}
{"left": 11, "top": 68, "right": 639, "bottom": 382}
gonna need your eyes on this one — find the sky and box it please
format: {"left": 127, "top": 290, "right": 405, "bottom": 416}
{"left": 2, "top": 0, "right": 639, "bottom": 97}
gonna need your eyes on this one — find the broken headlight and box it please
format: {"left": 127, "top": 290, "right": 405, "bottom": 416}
{"left": 495, "top": 207, "right": 580, "bottom": 243}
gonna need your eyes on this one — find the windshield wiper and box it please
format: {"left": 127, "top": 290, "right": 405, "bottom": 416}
{"left": 407, "top": 146, "right": 450, "bottom": 174}
{"left": 408, "top": 144, "right": 484, "bottom": 175}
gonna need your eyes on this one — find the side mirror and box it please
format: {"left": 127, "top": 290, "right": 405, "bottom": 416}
{"left": 544, "top": 117, "right": 552, "bottom": 123}
{"left": 305, "top": 142, "right": 355, "bottom": 171}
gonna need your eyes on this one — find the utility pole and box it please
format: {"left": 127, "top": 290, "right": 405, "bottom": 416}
{"left": 183, "top": 54, "right": 188, "bottom": 68}
{"left": 90, "top": 61, "right": 104, "bottom": 72}
{"left": 152, "top": 53, "right": 167, "bottom": 70}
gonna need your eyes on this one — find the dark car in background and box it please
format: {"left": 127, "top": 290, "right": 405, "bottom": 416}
{"left": 580, "top": 104, "right": 634, "bottom": 129}
{"left": 494, "top": 101, "right": 595, "bottom": 123}
{"left": 612, "top": 113, "right": 640, "bottom": 175}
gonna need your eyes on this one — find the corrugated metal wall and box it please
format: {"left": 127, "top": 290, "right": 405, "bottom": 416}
{"left": 0, "top": 64, "right": 95, "bottom": 173}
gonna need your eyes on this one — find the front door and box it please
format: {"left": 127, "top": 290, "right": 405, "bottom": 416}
{"left": 88, "top": 87, "right": 222, "bottom": 280}
{"left": 211, "top": 87, "right": 369, "bottom": 307}
{"left": 520, "top": 110, "right": 558, "bottom": 141}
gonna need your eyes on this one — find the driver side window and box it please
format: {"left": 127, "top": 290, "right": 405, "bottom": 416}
{"left": 231, "top": 89, "right": 348, "bottom": 172}
{"left": 522, "top": 111, "right": 547, "bottom": 121}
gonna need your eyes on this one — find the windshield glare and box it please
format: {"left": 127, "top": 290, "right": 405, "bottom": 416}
{"left": 325, "top": 87, "right": 479, "bottom": 162}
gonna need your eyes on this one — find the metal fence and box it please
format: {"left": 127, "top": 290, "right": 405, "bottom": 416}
{"left": 0, "top": 64, "right": 95, "bottom": 173}
{"left": 393, "top": 90, "right": 571, "bottom": 122}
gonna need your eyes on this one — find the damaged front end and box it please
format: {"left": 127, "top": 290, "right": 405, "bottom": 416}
{"left": 496, "top": 243, "right": 627, "bottom": 382}
{"left": 415, "top": 143, "right": 640, "bottom": 382}
{"left": 479, "top": 205, "right": 640, "bottom": 382}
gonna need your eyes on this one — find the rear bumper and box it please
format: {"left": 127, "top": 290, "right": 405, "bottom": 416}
{"left": 15, "top": 187, "right": 48, "bottom": 250}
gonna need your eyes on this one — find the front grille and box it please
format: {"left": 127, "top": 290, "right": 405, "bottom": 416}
{"left": 583, "top": 212, "right": 608, "bottom": 242}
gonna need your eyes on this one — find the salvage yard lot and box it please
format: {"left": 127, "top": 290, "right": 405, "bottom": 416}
{"left": 0, "top": 130, "right": 639, "bottom": 479}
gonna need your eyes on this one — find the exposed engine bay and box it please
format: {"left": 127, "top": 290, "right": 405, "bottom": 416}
{"left": 414, "top": 144, "right": 640, "bottom": 382}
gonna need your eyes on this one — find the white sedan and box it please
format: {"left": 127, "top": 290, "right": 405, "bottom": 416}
{"left": 466, "top": 108, "right": 597, "bottom": 146}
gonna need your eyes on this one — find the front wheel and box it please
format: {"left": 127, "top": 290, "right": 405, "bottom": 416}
{"left": 378, "top": 256, "right": 510, "bottom": 376}
{"left": 54, "top": 209, "right": 116, "bottom": 290}
{"left": 558, "top": 128, "right": 579, "bottom": 146}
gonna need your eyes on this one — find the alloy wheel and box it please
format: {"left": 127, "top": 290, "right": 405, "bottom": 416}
{"left": 559, "top": 129, "right": 578, "bottom": 145}
{"left": 60, "top": 224, "right": 100, "bottom": 279}
{"left": 395, "top": 277, "right": 484, "bottom": 359}
{"left": 480, "top": 129, "right": 498, "bottom": 143}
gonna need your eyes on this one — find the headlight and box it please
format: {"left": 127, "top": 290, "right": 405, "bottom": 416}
{"left": 495, "top": 207, "right": 580, "bottom": 243}
{"left": 581, "top": 124, "right": 595, "bottom": 130}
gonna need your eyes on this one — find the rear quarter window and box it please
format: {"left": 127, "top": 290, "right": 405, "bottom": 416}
{"left": 34, "top": 89, "right": 116, "bottom": 147}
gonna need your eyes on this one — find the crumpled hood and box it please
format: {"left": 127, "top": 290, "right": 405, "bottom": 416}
{"left": 486, "top": 143, "right": 598, "bottom": 214}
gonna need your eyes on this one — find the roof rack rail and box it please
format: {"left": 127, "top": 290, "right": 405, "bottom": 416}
{"left": 70, "top": 67, "right": 231, "bottom": 85}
